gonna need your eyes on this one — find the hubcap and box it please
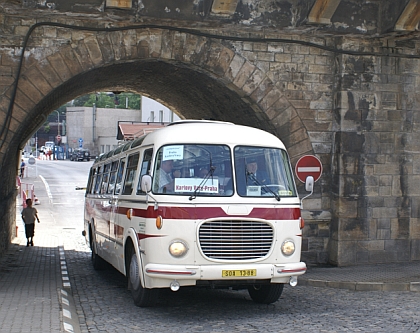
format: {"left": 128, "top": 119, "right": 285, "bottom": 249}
{"left": 129, "top": 254, "right": 140, "bottom": 290}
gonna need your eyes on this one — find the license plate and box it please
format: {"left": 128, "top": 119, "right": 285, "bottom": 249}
{"left": 222, "top": 269, "right": 257, "bottom": 277}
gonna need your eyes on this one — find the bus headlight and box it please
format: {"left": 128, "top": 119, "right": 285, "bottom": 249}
{"left": 169, "top": 240, "right": 188, "bottom": 258}
{"left": 281, "top": 240, "right": 295, "bottom": 256}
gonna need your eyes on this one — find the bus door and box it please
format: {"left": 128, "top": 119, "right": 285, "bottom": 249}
{"left": 108, "top": 156, "right": 126, "bottom": 267}
{"left": 98, "top": 163, "right": 114, "bottom": 260}
{"left": 115, "top": 148, "right": 153, "bottom": 272}
{"left": 112, "top": 151, "right": 141, "bottom": 271}
{"left": 105, "top": 159, "right": 121, "bottom": 264}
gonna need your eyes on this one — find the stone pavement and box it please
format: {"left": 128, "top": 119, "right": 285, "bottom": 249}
{"left": 0, "top": 176, "right": 419, "bottom": 333}
{"left": 0, "top": 177, "right": 81, "bottom": 333}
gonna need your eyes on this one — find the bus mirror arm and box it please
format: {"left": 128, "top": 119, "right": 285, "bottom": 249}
{"left": 301, "top": 176, "right": 314, "bottom": 205}
{"left": 141, "top": 175, "right": 159, "bottom": 210}
{"left": 146, "top": 193, "right": 159, "bottom": 210}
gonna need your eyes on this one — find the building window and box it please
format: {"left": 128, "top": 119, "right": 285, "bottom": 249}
{"left": 150, "top": 111, "right": 155, "bottom": 122}
{"left": 159, "top": 110, "right": 163, "bottom": 122}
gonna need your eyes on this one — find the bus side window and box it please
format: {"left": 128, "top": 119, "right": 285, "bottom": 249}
{"left": 101, "top": 163, "right": 111, "bottom": 194}
{"left": 122, "top": 153, "right": 140, "bottom": 195}
{"left": 87, "top": 168, "right": 97, "bottom": 194}
{"left": 107, "top": 160, "right": 119, "bottom": 194}
{"left": 94, "top": 165, "right": 103, "bottom": 194}
{"left": 137, "top": 148, "right": 153, "bottom": 195}
{"left": 115, "top": 158, "right": 125, "bottom": 195}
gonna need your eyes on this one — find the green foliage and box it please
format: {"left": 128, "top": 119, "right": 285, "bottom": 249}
{"left": 80, "top": 92, "right": 141, "bottom": 109}
{"left": 73, "top": 95, "right": 90, "bottom": 106}
{"left": 44, "top": 124, "right": 50, "bottom": 133}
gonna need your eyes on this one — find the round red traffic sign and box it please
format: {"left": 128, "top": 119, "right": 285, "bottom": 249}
{"left": 295, "top": 155, "right": 322, "bottom": 183}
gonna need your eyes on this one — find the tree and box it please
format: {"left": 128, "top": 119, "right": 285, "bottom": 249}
{"left": 63, "top": 92, "right": 142, "bottom": 110}
{"left": 73, "top": 95, "right": 90, "bottom": 106}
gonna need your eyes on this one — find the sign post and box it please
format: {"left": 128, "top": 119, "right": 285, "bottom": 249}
{"left": 27, "top": 157, "right": 36, "bottom": 178}
{"left": 295, "top": 155, "right": 322, "bottom": 183}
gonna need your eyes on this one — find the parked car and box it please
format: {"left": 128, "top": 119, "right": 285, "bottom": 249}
{"left": 70, "top": 148, "right": 90, "bottom": 161}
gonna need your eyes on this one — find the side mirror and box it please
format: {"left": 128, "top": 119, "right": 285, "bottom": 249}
{"left": 301, "top": 176, "right": 314, "bottom": 204}
{"left": 141, "top": 174, "right": 152, "bottom": 193}
{"left": 305, "top": 176, "right": 314, "bottom": 192}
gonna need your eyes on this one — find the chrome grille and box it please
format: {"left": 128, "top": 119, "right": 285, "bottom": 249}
{"left": 199, "top": 220, "right": 274, "bottom": 260}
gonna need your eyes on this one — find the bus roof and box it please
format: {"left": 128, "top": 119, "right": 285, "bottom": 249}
{"left": 142, "top": 120, "right": 285, "bottom": 149}
{"left": 94, "top": 120, "right": 286, "bottom": 163}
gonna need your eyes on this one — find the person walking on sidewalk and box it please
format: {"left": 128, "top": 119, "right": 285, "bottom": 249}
{"left": 21, "top": 198, "right": 40, "bottom": 246}
{"left": 20, "top": 159, "right": 25, "bottom": 178}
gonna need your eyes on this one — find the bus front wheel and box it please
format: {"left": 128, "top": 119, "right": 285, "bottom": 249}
{"left": 248, "top": 283, "right": 284, "bottom": 304}
{"left": 128, "top": 249, "right": 159, "bottom": 307}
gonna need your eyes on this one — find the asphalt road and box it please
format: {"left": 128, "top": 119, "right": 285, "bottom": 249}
{"left": 26, "top": 159, "right": 420, "bottom": 333}
{"left": 26, "top": 158, "right": 92, "bottom": 230}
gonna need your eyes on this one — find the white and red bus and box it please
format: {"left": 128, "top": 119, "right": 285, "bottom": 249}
{"left": 83, "top": 120, "right": 313, "bottom": 307}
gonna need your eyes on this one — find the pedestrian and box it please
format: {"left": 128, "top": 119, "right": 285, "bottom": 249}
{"left": 20, "top": 159, "right": 25, "bottom": 178}
{"left": 21, "top": 198, "right": 40, "bottom": 246}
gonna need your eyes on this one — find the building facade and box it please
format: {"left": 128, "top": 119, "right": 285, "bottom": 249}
{"left": 66, "top": 106, "right": 142, "bottom": 156}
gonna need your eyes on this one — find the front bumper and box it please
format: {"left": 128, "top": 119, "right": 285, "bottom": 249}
{"left": 144, "top": 262, "right": 306, "bottom": 289}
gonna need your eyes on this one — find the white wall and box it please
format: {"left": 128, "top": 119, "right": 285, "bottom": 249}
{"left": 141, "top": 97, "right": 180, "bottom": 123}
{"left": 66, "top": 106, "right": 142, "bottom": 155}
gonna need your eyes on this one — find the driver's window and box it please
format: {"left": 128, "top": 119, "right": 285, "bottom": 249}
{"left": 137, "top": 148, "right": 153, "bottom": 195}
{"left": 234, "top": 146, "right": 296, "bottom": 197}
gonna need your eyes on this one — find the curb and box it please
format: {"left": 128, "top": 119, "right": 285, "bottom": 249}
{"left": 299, "top": 278, "right": 420, "bottom": 292}
{"left": 58, "top": 246, "right": 82, "bottom": 333}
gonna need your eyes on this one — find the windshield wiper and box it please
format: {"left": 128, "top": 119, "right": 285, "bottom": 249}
{"left": 247, "top": 172, "right": 281, "bottom": 201}
{"left": 189, "top": 166, "right": 216, "bottom": 200}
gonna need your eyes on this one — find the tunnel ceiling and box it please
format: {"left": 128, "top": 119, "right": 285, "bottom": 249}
{"left": 22, "top": 60, "right": 271, "bottom": 144}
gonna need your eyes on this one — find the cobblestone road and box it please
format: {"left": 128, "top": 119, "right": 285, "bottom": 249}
{"left": 62, "top": 230, "right": 420, "bottom": 333}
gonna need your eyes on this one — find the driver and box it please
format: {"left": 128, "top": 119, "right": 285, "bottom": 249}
{"left": 246, "top": 158, "right": 269, "bottom": 185}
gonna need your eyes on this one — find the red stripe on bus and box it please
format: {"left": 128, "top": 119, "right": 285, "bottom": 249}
{"left": 137, "top": 233, "right": 164, "bottom": 240}
{"left": 116, "top": 206, "right": 300, "bottom": 220}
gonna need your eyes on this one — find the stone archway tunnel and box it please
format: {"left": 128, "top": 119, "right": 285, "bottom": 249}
{"left": 1, "top": 0, "right": 420, "bottom": 266}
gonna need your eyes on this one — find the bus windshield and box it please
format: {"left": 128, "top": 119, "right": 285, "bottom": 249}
{"left": 152, "top": 144, "right": 233, "bottom": 196}
{"left": 234, "top": 146, "right": 297, "bottom": 198}
{"left": 152, "top": 144, "right": 297, "bottom": 198}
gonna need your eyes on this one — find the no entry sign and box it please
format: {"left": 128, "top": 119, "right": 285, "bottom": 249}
{"left": 295, "top": 155, "right": 322, "bottom": 183}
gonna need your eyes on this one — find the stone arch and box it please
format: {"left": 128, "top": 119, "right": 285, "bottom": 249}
{"left": 0, "top": 26, "right": 314, "bottom": 254}
{"left": 7, "top": 27, "right": 312, "bottom": 158}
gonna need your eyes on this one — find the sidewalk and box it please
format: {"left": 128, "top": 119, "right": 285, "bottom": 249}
{"left": 0, "top": 175, "right": 81, "bottom": 333}
{"left": 299, "top": 262, "right": 420, "bottom": 292}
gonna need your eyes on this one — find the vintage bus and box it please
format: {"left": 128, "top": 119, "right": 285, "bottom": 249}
{"left": 83, "top": 120, "right": 313, "bottom": 307}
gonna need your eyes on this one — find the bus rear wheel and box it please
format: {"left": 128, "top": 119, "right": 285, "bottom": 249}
{"left": 248, "top": 283, "right": 284, "bottom": 304}
{"left": 128, "top": 249, "right": 159, "bottom": 307}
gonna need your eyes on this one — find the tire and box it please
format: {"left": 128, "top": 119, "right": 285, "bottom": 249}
{"left": 127, "top": 247, "right": 159, "bottom": 307}
{"left": 248, "top": 283, "right": 284, "bottom": 304}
